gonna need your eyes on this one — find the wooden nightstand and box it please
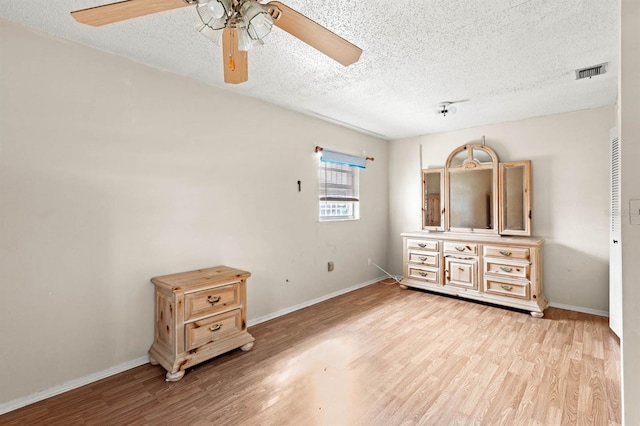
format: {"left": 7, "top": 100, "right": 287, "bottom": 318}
{"left": 148, "top": 266, "right": 254, "bottom": 381}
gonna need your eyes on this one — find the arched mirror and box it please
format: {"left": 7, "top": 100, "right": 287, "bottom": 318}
{"left": 445, "top": 144, "right": 499, "bottom": 234}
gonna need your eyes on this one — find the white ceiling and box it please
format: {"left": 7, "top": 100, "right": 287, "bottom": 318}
{"left": 0, "top": 0, "right": 619, "bottom": 140}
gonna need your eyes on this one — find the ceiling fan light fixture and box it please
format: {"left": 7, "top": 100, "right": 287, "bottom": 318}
{"left": 195, "top": 21, "right": 223, "bottom": 45}
{"left": 239, "top": 0, "right": 273, "bottom": 40}
{"left": 236, "top": 18, "right": 265, "bottom": 51}
{"left": 196, "top": 0, "right": 230, "bottom": 30}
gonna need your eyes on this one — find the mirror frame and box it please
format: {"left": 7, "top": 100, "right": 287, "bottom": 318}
{"left": 445, "top": 144, "right": 500, "bottom": 234}
{"left": 499, "top": 160, "right": 532, "bottom": 236}
{"left": 422, "top": 168, "right": 444, "bottom": 230}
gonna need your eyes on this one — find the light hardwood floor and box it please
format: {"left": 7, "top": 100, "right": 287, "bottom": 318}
{"left": 1, "top": 282, "right": 621, "bottom": 425}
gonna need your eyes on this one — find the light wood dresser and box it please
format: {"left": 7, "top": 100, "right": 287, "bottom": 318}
{"left": 148, "top": 266, "right": 254, "bottom": 381}
{"left": 401, "top": 232, "right": 547, "bottom": 317}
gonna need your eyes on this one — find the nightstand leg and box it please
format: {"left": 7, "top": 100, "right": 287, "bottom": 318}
{"left": 530, "top": 311, "right": 544, "bottom": 318}
{"left": 165, "top": 370, "right": 185, "bottom": 382}
{"left": 149, "top": 355, "right": 159, "bottom": 366}
{"left": 399, "top": 284, "right": 408, "bottom": 289}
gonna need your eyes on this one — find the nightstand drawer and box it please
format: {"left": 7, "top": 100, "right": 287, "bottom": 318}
{"left": 185, "top": 309, "right": 243, "bottom": 351}
{"left": 484, "top": 245, "right": 530, "bottom": 260}
{"left": 185, "top": 282, "right": 240, "bottom": 321}
{"left": 408, "top": 250, "right": 439, "bottom": 267}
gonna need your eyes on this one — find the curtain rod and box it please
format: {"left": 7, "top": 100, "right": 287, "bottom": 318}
{"left": 315, "top": 146, "right": 374, "bottom": 161}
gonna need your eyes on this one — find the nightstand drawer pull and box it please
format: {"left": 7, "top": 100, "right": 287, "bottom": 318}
{"left": 455, "top": 246, "right": 465, "bottom": 251}
{"left": 419, "top": 271, "right": 428, "bottom": 277}
{"left": 418, "top": 256, "right": 428, "bottom": 261}
{"left": 499, "top": 267, "right": 513, "bottom": 272}
{"left": 501, "top": 285, "right": 513, "bottom": 291}
{"left": 208, "top": 324, "right": 222, "bottom": 332}
{"left": 418, "top": 243, "right": 427, "bottom": 248}
{"left": 207, "top": 295, "right": 222, "bottom": 305}
{"left": 499, "top": 250, "right": 512, "bottom": 256}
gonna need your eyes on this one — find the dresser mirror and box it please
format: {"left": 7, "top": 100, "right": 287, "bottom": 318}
{"left": 422, "top": 168, "right": 444, "bottom": 230}
{"left": 422, "top": 143, "right": 532, "bottom": 236}
{"left": 499, "top": 160, "right": 532, "bottom": 235}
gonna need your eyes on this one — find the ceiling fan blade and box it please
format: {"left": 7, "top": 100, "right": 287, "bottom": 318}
{"left": 262, "top": 1, "right": 362, "bottom": 66}
{"left": 71, "top": 0, "right": 192, "bottom": 27}
{"left": 222, "top": 27, "right": 249, "bottom": 84}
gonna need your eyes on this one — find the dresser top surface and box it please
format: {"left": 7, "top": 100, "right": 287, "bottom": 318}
{"left": 151, "top": 266, "right": 251, "bottom": 290}
{"left": 402, "top": 231, "right": 544, "bottom": 246}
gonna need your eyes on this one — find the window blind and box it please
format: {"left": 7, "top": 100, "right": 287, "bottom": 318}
{"left": 319, "top": 162, "right": 359, "bottom": 202}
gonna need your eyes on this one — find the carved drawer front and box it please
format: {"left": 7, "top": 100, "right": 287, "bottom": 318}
{"left": 185, "top": 282, "right": 241, "bottom": 321}
{"left": 484, "top": 278, "right": 530, "bottom": 300}
{"left": 443, "top": 242, "right": 478, "bottom": 255}
{"left": 407, "top": 265, "right": 439, "bottom": 283}
{"left": 406, "top": 239, "right": 439, "bottom": 252}
{"left": 484, "top": 245, "right": 530, "bottom": 260}
{"left": 484, "top": 260, "right": 530, "bottom": 279}
{"left": 185, "top": 309, "right": 242, "bottom": 351}
{"left": 408, "top": 250, "right": 439, "bottom": 267}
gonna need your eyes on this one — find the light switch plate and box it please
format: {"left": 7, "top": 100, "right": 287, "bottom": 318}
{"left": 630, "top": 199, "right": 640, "bottom": 225}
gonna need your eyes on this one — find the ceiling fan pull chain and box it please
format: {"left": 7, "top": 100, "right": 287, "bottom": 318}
{"left": 229, "top": 27, "right": 236, "bottom": 71}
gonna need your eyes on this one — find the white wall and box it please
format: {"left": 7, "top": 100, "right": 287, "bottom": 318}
{"left": 619, "top": 0, "right": 640, "bottom": 423}
{"left": 0, "top": 20, "right": 389, "bottom": 406}
{"left": 389, "top": 107, "right": 615, "bottom": 313}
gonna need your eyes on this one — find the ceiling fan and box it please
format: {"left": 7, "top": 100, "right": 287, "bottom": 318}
{"left": 435, "top": 99, "right": 469, "bottom": 117}
{"left": 70, "top": 0, "right": 363, "bottom": 84}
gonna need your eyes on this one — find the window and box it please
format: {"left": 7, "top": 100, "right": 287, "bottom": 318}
{"left": 318, "top": 155, "right": 361, "bottom": 221}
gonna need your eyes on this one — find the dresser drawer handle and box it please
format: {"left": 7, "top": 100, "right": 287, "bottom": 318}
{"left": 501, "top": 285, "right": 513, "bottom": 291}
{"left": 418, "top": 271, "right": 429, "bottom": 277}
{"left": 208, "top": 324, "right": 222, "bottom": 332}
{"left": 499, "top": 267, "right": 513, "bottom": 272}
{"left": 206, "top": 295, "right": 222, "bottom": 305}
{"left": 455, "top": 246, "right": 465, "bottom": 251}
{"left": 418, "top": 256, "right": 428, "bottom": 261}
{"left": 418, "top": 243, "right": 427, "bottom": 248}
{"left": 499, "top": 250, "right": 512, "bottom": 256}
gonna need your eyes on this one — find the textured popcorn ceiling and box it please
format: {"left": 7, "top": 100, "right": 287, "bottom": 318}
{"left": 0, "top": 0, "right": 619, "bottom": 139}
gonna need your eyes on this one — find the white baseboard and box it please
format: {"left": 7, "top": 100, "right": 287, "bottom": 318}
{"left": 247, "top": 276, "right": 385, "bottom": 327}
{"left": 548, "top": 301, "right": 609, "bottom": 317}
{"left": 0, "top": 356, "right": 149, "bottom": 416}
{"left": 0, "top": 276, "right": 385, "bottom": 416}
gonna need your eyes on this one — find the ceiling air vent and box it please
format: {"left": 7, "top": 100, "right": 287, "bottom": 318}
{"left": 575, "top": 62, "right": 607, "bottom": 80}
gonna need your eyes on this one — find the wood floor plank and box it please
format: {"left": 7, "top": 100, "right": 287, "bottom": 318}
{"left": 0, "top": 283, "right": 621, "bottom": 425}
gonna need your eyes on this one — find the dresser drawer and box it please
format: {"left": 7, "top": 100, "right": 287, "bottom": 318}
{"left": 406, "top": 238, "right": 439, "bottom": 252}
{"left": 407, "top": 265, "right": 439, "bottom": 283}
{"left": 484, "top": 245, "right": 530, "bottom": 260}
{"left": 443, "top": 242, "right": 478, "bottom": 255}
{"left": 185, "top": 309, "right": 242, "bottom": 351}
{"left": 484, "top": 278, "right": 530, "bottom": 300}
{"left": 408, "top": 250, "right": 439, "bottom": 267}
{"left": 484, "top": 260, "right": 530, "bottom": 279}
{"left": 185, "top": 282, "right": 241, "bottom": 321}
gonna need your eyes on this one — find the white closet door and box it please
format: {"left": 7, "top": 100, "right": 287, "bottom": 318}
{"left": 610, "top": 127, "right": 622, "bottom": 337}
